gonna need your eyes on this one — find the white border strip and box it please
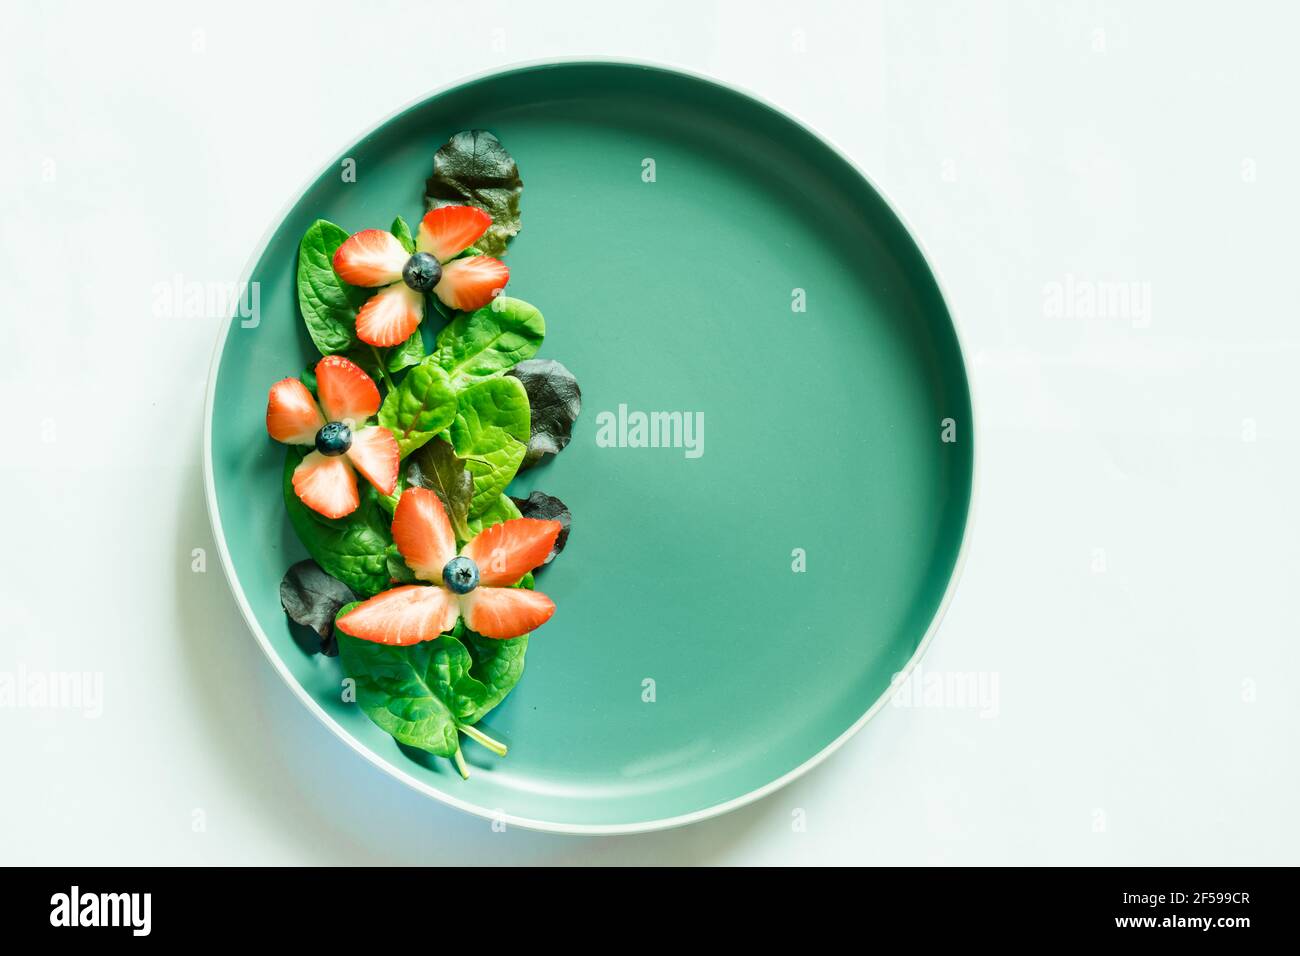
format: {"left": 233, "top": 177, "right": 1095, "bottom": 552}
{"left": 202, "top": 56, "right": 980, "bottom": 836}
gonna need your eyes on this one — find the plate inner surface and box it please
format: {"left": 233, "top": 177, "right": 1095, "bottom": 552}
{"left": 209, "top": 63, "right": 973, "bottom": 829}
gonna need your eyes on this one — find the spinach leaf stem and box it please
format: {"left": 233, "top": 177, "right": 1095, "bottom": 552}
{"left": 459, "top": 722, "right": 508, "bottom": 757}
{"left": 370, "top": 345, "right": 396, "bottom": 392}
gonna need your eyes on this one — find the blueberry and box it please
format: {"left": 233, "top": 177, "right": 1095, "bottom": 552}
{"left": 402, "top": 252, "right": 442, "bottom": 292}
{"left": 442, "top": 556, "right": 480, "bottom": 594}
{"left": 315, "top": 421, "right": 352, "bottom": 457}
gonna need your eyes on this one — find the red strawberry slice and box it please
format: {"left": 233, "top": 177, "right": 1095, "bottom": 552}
{"left": 433, "top": 256, "right": 508, "bottom": 312}
{"left": 392, "top": 488, "right": 457, "bottom": 583}
{"left": 346, "top": 426, "right": 399, "bottom": 496}
{"left": 355, "top": 282, "right": 424, "bottom": 347}
{"left": 292, "top": 451, "right": 359, "bottom": 519}
{"left": 336, "top": 585, "right": 460, "bottom": 645}
{"left": 266, "top": 378, "right": 324, "bottom": 444}
{"left": 417, "top": 205, "right": 492, "bottom": 262}
{"left": 462, "top": 517, "right": 562, "bottom": 587}
{"left": 461, "top": 586, "right": 555, "bottom": 639}
{"left": 332, "top": 229, "right": 408, "bottom": 287}
{"left": 315, "top": 355, "right": 380, "bottom": 423}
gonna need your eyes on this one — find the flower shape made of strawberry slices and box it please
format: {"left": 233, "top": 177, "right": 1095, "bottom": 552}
{"left": 331, "top": 205, "right": 510, "bottom": 347}
{"left": 266, "top": 356, "right": 399, "bottom": 519}
{"left": 337, "top": 488, "right": 560, "bottom": 642}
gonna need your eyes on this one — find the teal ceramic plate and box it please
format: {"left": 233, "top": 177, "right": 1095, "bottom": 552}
{"left": 205, "top": 60, "right": 974, "bottom": 833}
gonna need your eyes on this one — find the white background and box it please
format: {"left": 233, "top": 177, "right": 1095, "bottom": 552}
{"left": 2, "top": 0, "right": 1297, "bottom": 865}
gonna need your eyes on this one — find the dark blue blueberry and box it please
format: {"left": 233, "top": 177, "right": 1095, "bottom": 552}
{"left": 442, "top": 556, "right": 480, "bottom": 594}
{"left": 314, "top": 421, "right": 352, "bottom": 457}
{"left": 402, "top": 252, "right": 443, "bottom": 292}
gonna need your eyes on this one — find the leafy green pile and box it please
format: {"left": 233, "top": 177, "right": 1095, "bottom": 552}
{"left": 276, "top": 131, "right": 582, "bottom": 776}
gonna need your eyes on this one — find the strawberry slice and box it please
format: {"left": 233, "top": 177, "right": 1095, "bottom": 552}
{"left": 461, "top": 586, "right": 555, "bottom": 639}
{"left": 266, "top": 378, "right": 324, "bottom": 444}
{"left": 332, "top": 229, "right": 408, "bottom": 287}
{"left": 462, "top": 517, "right": 562, "bottom": 587}
{"left": 315, "top": 355, "right": 380, "bottom": 423}
{"left": 417, "top": 205, "right": 492, "bottom": 262}
{"left": 433, "top": 256, "right": 508, "bottom": 312}
{"left": 346, "top": 426, "right": 399, "bottom": 496}
{"left": 336, "top": 585, "right": 460, "bottom": 645}
{"left": 355, "top": 282, "right": 424, "bottom": 347}
{"left": 292, "top": 451, "right": 359, "bottom": 519}
{"left": 392, "top": 488, "right": 457, "bottom": 583}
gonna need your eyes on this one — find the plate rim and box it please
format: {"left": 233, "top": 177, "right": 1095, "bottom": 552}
{"left": 202, "top": 56, "right": 980, "bottom": 836}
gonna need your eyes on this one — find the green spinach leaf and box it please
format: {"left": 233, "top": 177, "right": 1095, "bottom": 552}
{"left": 466, "top": 493, "right": 521, "bottom": 536}
{"left": 297, "top": 219, "right": 367, "bottom": 356}
{"left": 389, "top": 334, "right": 426, "bottom": 373}
{"left": 385, "top": 545, "right": 419, "bottom": 584}
{"left": 283, "top": 448, "right": 391, "bottom": 597}
{"left": 406, "top": 437, "right": 474, "bottom": 542}
{"left": 506, "top": 358, "right": 582, "bottom": 468}
{"left": 387, "top": 329, "right": 426, "bottom": 374}
{"left": 448, "top": 376, "right": 530, "bottom": 517}
{"left": 391, "top": 215, "right": 415, "bottom": 253}
{"left": 377, "top": 356, "right": 457, "bottom": 459}
{"left": 463, "top": 629, "right": 528, "bottom": 721}
{"left": 340, "top": 337, "right": 424, "bottom": 379}
{"left": 424, "top": 130, "right": 522, "bottom": 257}
{"left": 459, "top": 572, "right": 536, "bottom": 721}
{"left": 336, "top": 626, "right": 488, "bottom": 757}
{"left": 435, "top": 297, "right": 544, "bottom": 384}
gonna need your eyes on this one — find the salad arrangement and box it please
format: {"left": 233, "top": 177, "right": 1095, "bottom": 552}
{"left": 267, "top": 131, "right": 580, "bottom": 778}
